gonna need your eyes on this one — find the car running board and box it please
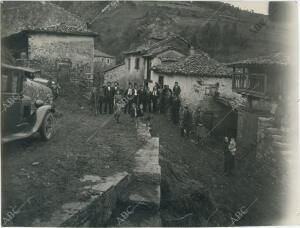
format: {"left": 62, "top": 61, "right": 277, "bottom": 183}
{"left": 2, "top": 131, "right": 35, "bottom": 144}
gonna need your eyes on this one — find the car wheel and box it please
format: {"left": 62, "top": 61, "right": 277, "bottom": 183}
{"left": 40, "top": 112, "right": 54, "bottom": 141}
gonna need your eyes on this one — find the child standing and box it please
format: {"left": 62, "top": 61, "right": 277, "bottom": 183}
{"left": 113, "top": 90, "right": 123, "bottom": 123}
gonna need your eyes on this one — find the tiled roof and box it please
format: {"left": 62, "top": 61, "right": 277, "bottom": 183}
{"left": 94, "top": 49, "right": 114, "bottom": 58}
{"left": 123, "top": 34, "right": 190, "bottom": 55}
{"left": 23, "top": 23, "right": 97, "bottom": 36}
{"left": 227, "top": 53, "right": 289, "bottom": 67}
{"left": 152, "top": 52, "right": 232, "bottom": 77}
{"left": 1, "top": 2, "right": 96, "bottom": 38}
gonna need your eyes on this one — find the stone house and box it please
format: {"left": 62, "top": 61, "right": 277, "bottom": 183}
{"left": 152, "top": 52, "right": 242, "bottom": 136}
{"left": 94, "top": 49, "right": 116, "bottom": 68}
{"left": 121, "top": 35, "right": 191, "bottom": 86}
{"left": 103, "top": 64, "right": 127, "bottom": 88}
{"left": 94, "top": 49, "right": 116, "bottom": 85}
{"left": 1, "top": 2, "right": 97, "bottom": 87}
{"left": 227, "top": 53, "right": 292, "bottom": 155}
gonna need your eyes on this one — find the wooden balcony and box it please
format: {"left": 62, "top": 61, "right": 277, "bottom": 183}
{"left": 232, "top": 73, "right": 267, "bottom": 98}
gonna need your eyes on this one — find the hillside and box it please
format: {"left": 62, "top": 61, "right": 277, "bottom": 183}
{"left": 55, "top": 1, "right": 290, "bottom": 64}
{"left": 2, "top": 1, "right": 290, "bottom": 64}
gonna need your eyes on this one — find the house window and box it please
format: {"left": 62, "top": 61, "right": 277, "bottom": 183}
{"left": 135, "top": 58, "right": 140, "bottom": 70}
{"left": 158, "top": 75, "right": 164, "bottom": 87}
{"left": 128, "top": 58, "right": 131, "bottom": 71}
{"left": 107, "top": 58, "right": 110, "bottom": 64}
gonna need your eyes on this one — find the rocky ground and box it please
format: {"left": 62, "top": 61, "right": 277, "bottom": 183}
{"left": 1, "top": 92, "right": 144, "bottom": 226}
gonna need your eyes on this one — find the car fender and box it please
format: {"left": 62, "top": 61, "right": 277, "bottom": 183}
{"left": 32, "top": 105, "right": 54, "bottom": 133}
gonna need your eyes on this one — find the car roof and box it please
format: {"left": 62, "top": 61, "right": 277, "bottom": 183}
{"left": 2, "top": 64, "right": 41, "bottom": 73}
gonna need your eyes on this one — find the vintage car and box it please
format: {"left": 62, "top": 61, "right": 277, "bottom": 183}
{"left": 1, "top": 64, "right": 55, "bottom": 143}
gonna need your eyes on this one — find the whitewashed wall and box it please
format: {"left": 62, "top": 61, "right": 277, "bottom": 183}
{"left": 151, "top": 71, "right": 241, "bottom": 111}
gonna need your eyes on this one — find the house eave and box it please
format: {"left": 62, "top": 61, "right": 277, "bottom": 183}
{"left": 23, "top": 30, "right": 98, "bottom": 37}
{"left": 152, "top": 69, "right": 231, "bottom": 78}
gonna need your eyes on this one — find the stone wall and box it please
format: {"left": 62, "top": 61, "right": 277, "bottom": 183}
{"left": 124, "top": 55, "right": 145, "bottom": 85}
{"left": 104, "top": 64, "right": 130, "bottom": 88}
{"left": 28, "top": 33, "right": 94, "bottom": 86}
{"left": 256, "top": 117, "right": 274, "bottom": 160}
{"left": 94, "top": 56, "right": 116, "bottom": 67}
{"left": 151, "top": 74, "right": 240, "bottom": 111}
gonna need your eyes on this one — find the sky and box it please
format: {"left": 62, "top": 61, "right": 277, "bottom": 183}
{"left": 226, "top": 1, "right": 269, "bottom": 15}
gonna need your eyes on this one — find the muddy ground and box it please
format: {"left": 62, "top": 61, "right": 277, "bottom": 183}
{"left": 152, "top": 114, "right": 287, "bottom": 226}
{"left": 1, "top": 90, "right": 144, "bottom": 226}
{"left": 1, "top": 87, "right": 289, "bottom": 226}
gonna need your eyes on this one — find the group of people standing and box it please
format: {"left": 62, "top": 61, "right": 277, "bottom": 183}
{"left": 90, "top": 81, "right": 183, "bottom": 124}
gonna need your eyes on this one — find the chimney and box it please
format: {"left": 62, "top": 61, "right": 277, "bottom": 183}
{"left": 189, "top": 46, "right": 195, "bottom": 55}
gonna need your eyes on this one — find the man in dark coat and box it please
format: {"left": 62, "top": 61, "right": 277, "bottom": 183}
{"left": 151, "top": 85, "right": 159, "bottom": 113}
{"left": 138, "top": 85, "right": 147, "bottom": 112}
{"left": 182, "top": 105, "right": 192, "bottom": 137}
{"left": 113, "top": 81, "right": 120, "bottom": 95}
{"left": 98, "top": 85, "right": 105, "bottom": 114}
{"left": 171, "top": 95, "right": 181, "bottom": 124}
{"left": 104, "top": 82, "right": 114, "bottom": 114}
{"left": 145, "top": 86, "right": 152, "bottom": 112}
{"left": 173, "top": 81, "right": 181, "bottom": 96}
{"left": 124, "top": 82, "right": 133, "bottom": 114}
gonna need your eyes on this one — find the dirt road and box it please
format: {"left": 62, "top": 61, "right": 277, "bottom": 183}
{"left": 1, "top": 95, "right": 144, "bottom": 226}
